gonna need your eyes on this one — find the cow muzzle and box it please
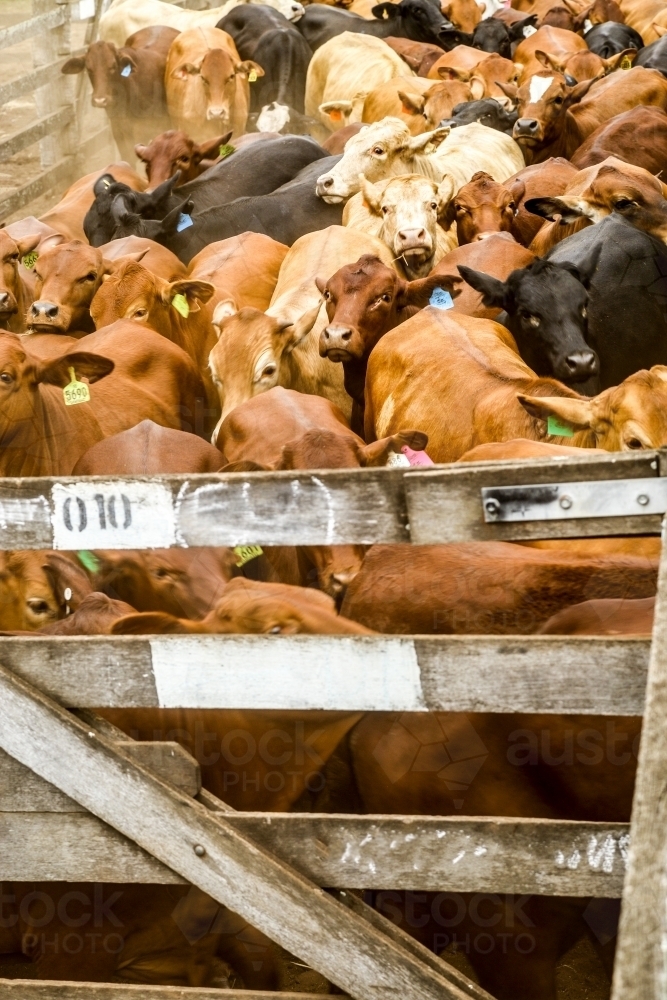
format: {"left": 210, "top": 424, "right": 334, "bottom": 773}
{"left": 206, "top": 107, "right": 228, "bottom": 122}
{"left": 92, "top": 97, "right": 108, "bottom": 109}
{"left": 315, "top": 175, "right": 345, "bottom": 204}
{"left": 29, "top": 301, "right": 61, "bottom": 330}
{"left": 513, "top": 118, "right": 541, "bottom": 141}
{"left": 560, "top": 349, "right": 599, "bottom": 382}
{"left": 320, "top": 324, "right": 355, "bottom": 362}
{"left": 0, "top": 292, "right": 15, "bottom": 314}
{"left": 395, "top": 229, "right": 431, "bottom": 258}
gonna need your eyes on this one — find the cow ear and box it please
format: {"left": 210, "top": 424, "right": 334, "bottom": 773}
{"left": 111, "top": 612, "right": 205, "bottom": 634}
{"left": 14, "top": 234, "right": 42, "bottom": 257}
{"left": 457, "top": 265, "right": 509, "bottom": 308}
{"left": 653, "top": 22, "right": 667, "bottom": 37}
{"left": 437, "top": 174, "right": 456, "bottom": 214}
{"left": 437, "top": 66, "right": 470, "bottom": 81}
{"left": 166, "top": 279, "right": 215, "bottom": 312}
{"left": 517, "top": 393, "right": 593, "bottom": 430}
{"left": 372, "top": 2, "right": 400, "bottom": 18}
{"left": 407, "top": 126, "right": 450, "bottom": 153}
{"left": 567, "top": 77, "right": 596, "bottom": 104}
{"left": 398, "top": 90, "right": 425, "bottom": 116}
{"left": 281, "top": 303, "right": 321, "bottom": 353}
{"left": 557, "top": 244, "right": 601, "bottom": 289}
{"left": 495, "top": 81, "right": 518, "bottom": 101}
{"left": 508, "top": 177, "right": 526, "bottom": 209}
{"left": 172, "top": 62, "right": 200, "bottom": 80}
{"left": 534, "top": 49, "right": 562, "bottom": 72}
{"left": 102, "top": 250, "right": 148, "bottom": 274}
{"left": 237, "top": 60, "right": 265, "bottom": 79}
{"left": 359, "top": 173, "right": 383, "bottom": 214}
{"left": 509, "top": 14, "right": 537, "bottom": 40}
{"left": 135, "top": 143, "right": 149, "bottom": 162}
{"left": 524, "top": 195, "right": 585, "bottom": 223}
{"left": 319, "top": 100, "right": 354, "bottom": 123}
{"left": 93, "top": 174, "right": 116, "bottom": 198}
{"left": 605, "top": 47, "right": 638, "bottom": 71}
{"left": 61, "top": 56, "right": 86, "bottom": 74}
{"left": 212, "top": 298, "right": 237, "bottom": 334}
{"left": 396, "top": 273, "right": 462, "bottom": 310}
{"left": 359, "top": 430, "right": 429, "bottom": 466}
{"left": 38, "top": 351, "right": 115, "bottom": 388}
{"left": 196, "top": 132, "right": 232, "bottom": 161}
{"left": 469, "top": 74, "right": 486, "bottom": 101}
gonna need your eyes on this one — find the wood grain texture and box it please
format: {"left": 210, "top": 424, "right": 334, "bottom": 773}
{"left": 406, "top": 452, "right": 663, "bottom": 543}
{"left": 0, "top": 635, "right": 648, "bottom": 714}
{"left": 611, "top": 519, "right": 667, "bottom": 1000}
{"left": 0, "top": 984, "right": 329, "bottom": 1000}
{"left": 0, "top": 664, "right": 487, "bottom": 1000}
{"left": 0, "top": 809, "right": 628, "bottom": 895}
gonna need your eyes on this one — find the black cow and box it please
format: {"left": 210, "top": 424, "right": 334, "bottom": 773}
{"left": 546, "top": 214, "right": 667, "bottom": 393}
{"left": 439, "top": 15, "right": 537, "bottom": 59}
{"left": 217, "top": 5, "right": 312, "bottom": 114}
{"left": 457, "top": 256, "right": 599, "bottom": 384}
{"left": 119, "top": 156, "right": 344, "bottom": 263}
{"left": 84, "top": 135, "right": 329, "bottom": 245}
{"left": 584, "top": 22, "right": 644, "bottom": 58}
{"left": 439, "top": 98, "right": 517, "bottom": 134}
{"left": 635, "top": 35, "right": 667, "bottom": 76}
{"left": 297, "top": 0, "right": 454, "bottom": 52}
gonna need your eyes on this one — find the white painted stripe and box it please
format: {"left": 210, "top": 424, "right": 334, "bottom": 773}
{"left": 0, "top": 495, "right": 50, "bottom": 534}
{"left": 150, "top": 636, "right": 427, "bottom": 711}
{"left": 51, "top": 481, "right": 176, "bottom": 550}
{"left": 529, "top": 75, "right": 553, "bottom": 103}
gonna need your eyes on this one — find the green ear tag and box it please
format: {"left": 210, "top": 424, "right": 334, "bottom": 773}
{"left": 248, "top": 69, "right": 258, "bottom": 82}
{"left": 63, "top": 366, "right": 90, "bottom": 406}
{"left": 219, "top": 143, "right": 235, "bottom": 158}
{"left": 77, "top": 550, "right": 100, "bottom": 573}
{"left": 234, "top": 544, "right": 263, "bottom": 567}
{"left": 22, "top": 251, "right": 38, "bottom": 270}
{"left": 547, "top": 415, "right": 574, "bottom": 437}
{"left": 172, "top": 293, "right": 190, "bottom": 318}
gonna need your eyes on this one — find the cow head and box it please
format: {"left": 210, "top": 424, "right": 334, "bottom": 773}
{"left": 61, "top": 40, "right": 137, "bottom": 111}
{"left": 438, "top": 96, "right": 518, "bottom": 134}
{"left": 440, "top": 16, "right": 537, "bottom": 59}
{"left": 359, "top": 174, "right": 450, "bottom": 277}
{"left": 0, "top": 231, "right": 41, "bottom": 333}
{"left": 315, "top": 118, "right": 450, "bottom": 203}
{"left": 458, "top": 253, "right": 600, "bottom": 382}
{"left": 135, "top": 130, "right": 232, "bottom": 190}
{"left": 316, "top": 254, "right": 460, "bottom": 363}
{"left": 171, "top": 49, "right": 263, "bottom": 129}
{"left": 398, "top": 78, "right": 486, "bottom": 131}
{"left": 90, "top": 260, "right": 213, "bottom": 335}
{"left": 208, "top": 303, "right": 321, "bottom": 433}
{"left": 532, "top": 46, "right": 636, "bottom": 82}
{"left": 518, "top": 366, "right": 667, "bottom": 450}
{"left": 445, "top": 171, "right": 524, "bottom": 243}
{"left": 84, "top": 173, "right": 180, "bottom": 247}
{"left": 0, "top": 551, "right": 92, "bottom": 632}
{"left": 372, "top": 0, "right": 456, "bottom": 45}
{"left": 510, "top": 73, "right": 596, "bottom": 153}
{"left": 526, "top": 162, "right": 667, "bottom": 243}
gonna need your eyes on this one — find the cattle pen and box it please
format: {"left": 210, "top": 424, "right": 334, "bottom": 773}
{"left": 0, "top": 451, "right": 658, "bottom": 999}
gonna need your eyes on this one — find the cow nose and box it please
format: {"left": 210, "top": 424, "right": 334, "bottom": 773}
{"left": 0, "top": 292, "right": 10, "bottom": 310}
{"left": 318, "top": 176, "right": 333, "bottom": 190}
{"left": 439, "top": 118, "right": 460, "bottom": 129}
{"left": 92, "top": 97, "right": 107, "bottom": 108}
{"left": 207, "top": 107, "right": 225, "bottom": 120}
{"left": 323, "top": 324, "right": 352, "bottom": 344}
{"left": 564, "top": 350, "right": 599, "bottom": 378}
{"left": 514, "top": 118, "right": 540, "bottom": 137}
{"left": 31, "top": 301, "right": 59, "bottom": 319}
{"left": 397, "top": 228, "right": 427, "bottom": 245}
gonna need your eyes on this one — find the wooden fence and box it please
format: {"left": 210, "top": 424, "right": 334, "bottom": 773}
{"left": 0, "top": 449, "right": 663, "bottom": 999}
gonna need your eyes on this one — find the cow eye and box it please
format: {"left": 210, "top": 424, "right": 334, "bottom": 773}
{"left": 430, "top": 201, "right": 438, "bottom": 210}
{"left": 0, "top": 372, "right": 13, "bottom": 384}
{"left": 381, "top": 205, "right": 389, "bottom": 215}
{"left": 262, "top": 364, "right": 277, "bottom": 378}
{"left": 626, "top": 437, "right": 644, "bottom": 450}
{"left": 581, "top": 305, "right": 587, "bottom": 318}
{"left": 380, "top": 293, "right": 392, "bottom": 303}
{"left": 81, "top": 272, "right": 97, "bottom": 282}
{"left": 526, "top": 315, "right": 540, "bottom": 327}
{"left": 27, "top": 598, "right": 50, "bottom": 615}
{"left": 8, "top": 253, "right": 19, "bottom": 262}
{"left": 132, "top": 308, "right": 148, "bottom": 319}
{"left": 614, "top": 198, "right": 636, "bottom": 210}
{"left": 372, "top": 146, "right": 385, "bottom": 156}
{"left": 553, "top": 95, "right": 563, "bottom": 105}
{"left": 178, "top": 155, "right": 190, "bottom": 163}
{"left": 268, "top": 625, "right": 282, "bottom": 633}
{"left": 323, "top": 289, "right": 330, "bottom": 299}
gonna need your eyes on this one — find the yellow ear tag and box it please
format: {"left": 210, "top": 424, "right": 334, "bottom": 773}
{"left": 22, "top": 251, "right": 38, "bottom": 270}
{"left": 63, "top": 366, "right": 90, "bottom": 406}
{"left": 621, "top": 56, "right": 632, "bottom": 70}
{"left": 172, "top": 293, "right": 190, "bottom": 318}
{"left": 248, "top": 69, "right": 258, "bottom": 82}
{"left": 234, "top": 544, "right": 263, "bottom": 566}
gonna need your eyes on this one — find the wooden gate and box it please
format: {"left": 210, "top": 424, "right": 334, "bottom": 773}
{"left": 0, "top": 450, "right": 661, "bottom": 999}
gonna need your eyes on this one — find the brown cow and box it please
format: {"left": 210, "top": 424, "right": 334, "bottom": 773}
{"left": 362, "top": 76, "right": 485, "bottom": 135}
{"left": 510, "top": 66, "right": 667, "bottom": 162}
{"left": 527, "top": 157, "right": 667, "bottom": 254}
{"left": 383, "top": 37, "right": 446, "bottom": 77}
{"left": 165, "top": 27, "right": 263, "bottom": 141}
{"left": 505, "top": 155, "right": 578, "bottom": 245}
{"left": 0, "top": 322, "right": 206, "bottom": 476}
{"left": 570, "top": 105, "right": 667, "bottom": 173}
{"left": 0, "top": 551, "right": 92, "bottom": 632}
{"left": 112, "top": 577, "right": 375, "bottom": 635}
{"left": 526, "top": 44, "right": 636, "bottom": 82}
{"left": 188, "top": 233, "right": 289, "bottom": 313}
{"left": 428, "top": 48, "right": 520, "bottom": 99}
{"left": 38, "top": 164, "right": 147, "bottom": 243}
{"left": 444, "top": 170, "right": 525, "bottom": 243}
{"left": 73, "top": 420, "right": 224, "bottom": 475}
{"left": 61, "top": 27, "right": 177, "bottom": 163}
{"left": 0, "top": 232, "right": 41, "bottom": 334}
{"left": 316, "top": 254, "right": 459, "bottom": 428}
{"left": 100, "top": 235, "right": 187, "bottom": 279}
{"left": 513, "top": 24, "right": 589, "bottom": 82}
{"left": 432, "top": 233, "right": 535, "bottom": 318}
{"left": 135, "top": 129, "right": 232, "bottom": 190}
{"left": 364, "top": 309, "right": 667, "bottom": 458}
{"left": 341, "top": 541, "right": 657, "bottom": 633}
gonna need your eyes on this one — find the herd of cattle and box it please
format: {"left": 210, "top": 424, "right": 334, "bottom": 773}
{"left": 3, "top": 0, "right": 667, "bottom": 992}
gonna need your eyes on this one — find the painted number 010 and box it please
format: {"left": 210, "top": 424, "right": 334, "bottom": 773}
{"left": 62, "top": 493, "right": 132, "bottom": 532}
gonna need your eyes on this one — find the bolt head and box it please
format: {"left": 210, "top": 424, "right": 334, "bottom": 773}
{"left": 194, "top": 844, "right": 206, "bottom": 857}
{"left": 559, "top": 495, "right": 573, "bottom": 510}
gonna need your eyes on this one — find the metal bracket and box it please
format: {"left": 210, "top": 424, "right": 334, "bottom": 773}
{"left": 481, "top": 476, "right": 667, "bottom": 524}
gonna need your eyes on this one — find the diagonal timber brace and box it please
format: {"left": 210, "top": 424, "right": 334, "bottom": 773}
{"left": 0, "top": 664, "right": 494, "bottom": 1000}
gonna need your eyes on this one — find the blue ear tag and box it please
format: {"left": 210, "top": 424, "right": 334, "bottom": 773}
{"left": 120, "top": 63, "right": 132, "bottom": 77}
{"left": 430, "top": 287, "right": 454, "bottom": 310}
{"left": 176, "top": 213, "right": 193, "bottom": 232}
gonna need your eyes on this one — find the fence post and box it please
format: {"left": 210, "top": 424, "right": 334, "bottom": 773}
{"left": 32, "top": 0, "right": 74, "bottom": 170}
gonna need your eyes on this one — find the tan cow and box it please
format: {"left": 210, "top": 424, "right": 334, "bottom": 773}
{"left": 343, "top": 174, "right": 458, "bottom": 278}
{"left": 0, "top": 232, "right": 40, "bottom": 334}
{"left": 362, "top": 76, "right": 486, "bottom": 134}
{"left": 305, "top": 32, "right": 414, "bottom": 131}
{"left": 364, "top": 307, "right": 667, "bottom": 459}
{"left": 316, "top": 117, "right": 524, "bottom": 204}
{"left": 188, "top": 232, "right": 289, "bottom": 313}
{"left": 165, "top": 27, "right": 263, "bottom": 141}
{"left": 208, "top": 226, "right": 397, "bottom": 431}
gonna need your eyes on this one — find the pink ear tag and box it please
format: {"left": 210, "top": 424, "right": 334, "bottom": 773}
{"left": 402, "top": 445, "right": 434, "bottom": 466}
